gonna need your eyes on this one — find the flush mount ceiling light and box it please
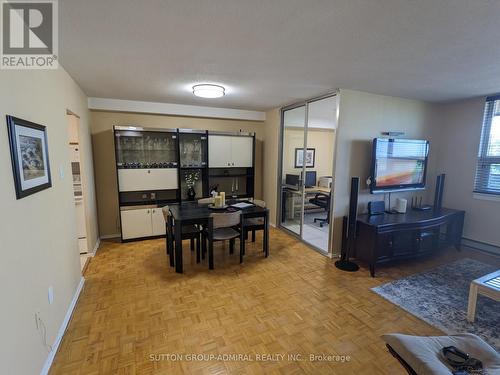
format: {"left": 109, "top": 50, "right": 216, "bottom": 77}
{"left": 192, "top": 84, "right": 225, "bottom": 98}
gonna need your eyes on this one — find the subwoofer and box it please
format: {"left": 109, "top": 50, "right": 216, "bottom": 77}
{"left": 336, "top": 177, "right": 360, "bottom": 272}
{"left": 434, "top": 173, "right": 445, "bottom": 210}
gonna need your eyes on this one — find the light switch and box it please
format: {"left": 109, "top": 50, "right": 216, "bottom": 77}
{"left": 59, "top": 165, "right": 65, "bottom": 179}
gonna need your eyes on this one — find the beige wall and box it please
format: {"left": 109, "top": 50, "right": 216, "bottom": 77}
{"left": 283, "top": 128, "right": 335, "bottom": 178}
{"left": 0, "top": 69, "right": 98, "bottom": 374}
{"left": 332, "top": 89, "right": 440, "bottom": 253}
{"left": 263, "top": 108, "right": 280, "bottom": 225}
{"left": 90, "top": 110, "right": 264, "bottom": 237}
{"left": 435, "top": 97, "right": 500, "bottom": 248}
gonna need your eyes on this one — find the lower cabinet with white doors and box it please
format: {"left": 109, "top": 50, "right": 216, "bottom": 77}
{"left": 120, "top": 205, "right": 166, "bottom": 240}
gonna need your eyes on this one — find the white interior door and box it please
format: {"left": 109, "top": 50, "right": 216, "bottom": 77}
{"left": 208, "top": 135, "right": 231, "bottom": 167}
{"left": 120, "top": 208, "right": 153, "bottom": 240}
{"left": 231, "top": 136, "right": 253, "bottom": 167}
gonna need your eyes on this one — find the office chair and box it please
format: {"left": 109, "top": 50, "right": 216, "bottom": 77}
{"left": 309, "top": 192, "right": 331, "bottom": 227}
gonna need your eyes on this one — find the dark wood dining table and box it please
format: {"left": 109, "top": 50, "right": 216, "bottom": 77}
{"left": 168, "top": 201, "right": 269, "bottom": 273}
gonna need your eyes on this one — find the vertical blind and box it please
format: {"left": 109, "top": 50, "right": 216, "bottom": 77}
{"left": 474, "top": 96, "right": 500, "bottom": 195}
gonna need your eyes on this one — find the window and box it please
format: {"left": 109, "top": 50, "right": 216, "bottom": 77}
{"left": 474, "top": 96, "right": 500, "bottom": 195}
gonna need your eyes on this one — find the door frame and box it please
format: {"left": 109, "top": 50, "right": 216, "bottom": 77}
{"left": 276, "top": 90, "right": 340, "bottom": 256}
{"left": 67, "top": 110, "right": 90, "bottom": 254}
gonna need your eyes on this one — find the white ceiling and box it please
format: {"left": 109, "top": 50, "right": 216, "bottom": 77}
{"left": 59, "top": 0, "right": 500, "bottom": 111}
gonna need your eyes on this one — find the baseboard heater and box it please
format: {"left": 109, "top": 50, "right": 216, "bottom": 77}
{"left": 461, "top": 238, "right": 500, "bottom": 256}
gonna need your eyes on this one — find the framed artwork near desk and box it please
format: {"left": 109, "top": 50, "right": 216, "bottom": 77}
{"left": 294, "top": 148, "right": 315, "bottom": 168}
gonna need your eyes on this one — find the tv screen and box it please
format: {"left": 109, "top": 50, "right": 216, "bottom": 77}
{"left": 370, "top": 138, "right": 429, "bottom": 193}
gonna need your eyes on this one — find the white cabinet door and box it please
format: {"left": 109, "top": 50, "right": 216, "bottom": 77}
{"left": 120, "top": 208, "right": 153, "bottom": 240}
{"left": 151, "top": 208, "right": 166, "bottom": 236}
{"left": 208, "top": 135, "right": 231, "bottom": 167}
{"left": 118, "top": 168, "right": 178, "bottom": 192}
{"left": 231, "top": 136, "right": 253, "bottom": 167}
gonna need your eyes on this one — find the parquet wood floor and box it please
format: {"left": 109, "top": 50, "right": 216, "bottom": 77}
{"left": 49, "top": 228, "right": 499, "bottom": 375}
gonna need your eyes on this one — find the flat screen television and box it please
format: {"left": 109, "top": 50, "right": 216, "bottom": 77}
{"left": 370, "top": 138, "right": 430, "bottom": 193}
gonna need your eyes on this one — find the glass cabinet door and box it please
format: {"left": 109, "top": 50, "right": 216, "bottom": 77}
{"left": 179, "top": 132, "right": 208, "bottom": 168}
{"left": 115, "top": 129, "right": 178, "bottom": 168}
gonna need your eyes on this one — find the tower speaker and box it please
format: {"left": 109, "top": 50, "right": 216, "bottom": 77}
{"left": 336, "top": 177, "right": 360, "bottom": 272}
{"left": 434, "top": 174, "right": 445, "bottom": 210}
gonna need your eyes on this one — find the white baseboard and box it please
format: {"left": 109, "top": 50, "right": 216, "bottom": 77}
{"left": 40, "top": 277, "right": 85, "bottom": 375}
{"left": 100, "top": 233, "right": 121, "bottom": 239}
{"left": 462, "top": 238, "right": 500, "bottom": 256}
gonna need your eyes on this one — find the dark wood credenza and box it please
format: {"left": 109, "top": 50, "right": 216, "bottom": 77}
{"left": 353, "top": 208, "right": 465, "bottom": 277}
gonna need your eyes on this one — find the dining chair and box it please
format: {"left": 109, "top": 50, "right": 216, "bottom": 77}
{"left": 161, "top": 206, "right": 202, "bottom": 265}
{"left": 196, "top": 197, "right": 214, "bottom": 259}
{"left": 202, "top": 210, "right": 244, "bottom": 268}
{"left": 242, "top": 199, "right": 266, "bottom": 244}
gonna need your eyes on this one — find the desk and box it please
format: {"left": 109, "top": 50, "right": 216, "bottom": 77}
{"left": 281, "top": 186, "right": 331, "bottom": 221}
{"left": 354, "top": 208, "right": 465, "bottom": 277}
{"left": 305, "top": 186, "right": 331, "bottom": 194}
{"left": 169, "top": 201, "right": 269, "bottom": 273}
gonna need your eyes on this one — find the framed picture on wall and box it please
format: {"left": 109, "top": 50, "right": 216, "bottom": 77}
{"left": 294, "top": 148, "right": 315, "bottom": 168}
{"left": 6, "top": 116, "right": 52, "bottom": 199}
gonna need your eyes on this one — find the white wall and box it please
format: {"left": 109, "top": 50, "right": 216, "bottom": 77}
{"left": 0, "top": 68, "right": 98, "bottom": 374}
{"left": 332, "top": 89, "right": 440, "bottom": 253}
{"left": 436, "top": 97, "right": 500, "bottom": 248}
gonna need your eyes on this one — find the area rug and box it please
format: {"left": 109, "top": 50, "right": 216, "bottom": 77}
{"left": 372, "top": 258, "right": 500, "bottom": 350}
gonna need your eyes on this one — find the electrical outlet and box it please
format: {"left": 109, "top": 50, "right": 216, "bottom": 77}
{"left": 48, "top": 286, "right": 54, "bottom": 305}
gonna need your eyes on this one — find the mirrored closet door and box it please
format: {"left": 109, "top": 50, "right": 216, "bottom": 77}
{"left": 280, "top": 105, "right": 306, "bottom": 236}
{"left": 278, "top": 94, "right": 337, "bottom": 254}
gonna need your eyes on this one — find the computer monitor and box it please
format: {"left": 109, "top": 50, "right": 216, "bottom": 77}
{"left": 304, "top": 171, "right": 316, "bottom": 188}
{"left": 285, "top": 174, "right": 300, "bottom": 187}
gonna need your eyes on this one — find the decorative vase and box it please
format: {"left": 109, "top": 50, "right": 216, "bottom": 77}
{"left": 187, "top": 186, "right": 196, "bottom": 201}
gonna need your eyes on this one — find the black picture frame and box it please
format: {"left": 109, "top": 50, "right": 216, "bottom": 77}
{"left": 7, "top": 116, "right": 52, "bottom": 199}
{"left": 294, "top": 147, "right": 315, "bottom": 168}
